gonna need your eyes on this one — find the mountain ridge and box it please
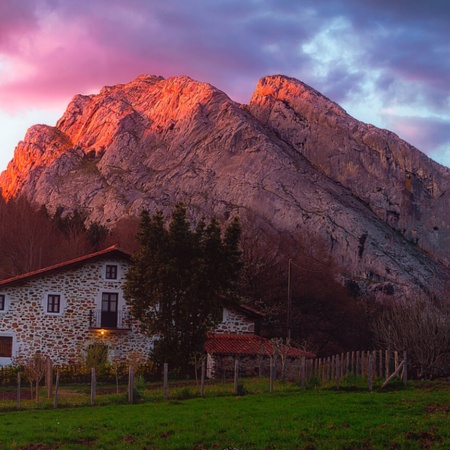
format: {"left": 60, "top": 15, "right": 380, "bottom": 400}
{"left": 1, "top": 74, "right": 449, "bottom": 298}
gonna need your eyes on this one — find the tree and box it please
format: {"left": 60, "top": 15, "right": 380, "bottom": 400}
{"left": 371, "top": 296, "right": 450, "bottom": 379}
{"left": 239, "top": 223, "right": 371, "bottom": 354}
{"left": 0, "top": 197, "right": 60, "bottom": 277}
{"left": 124, "top": 203, "right": 242, "bottom": 375}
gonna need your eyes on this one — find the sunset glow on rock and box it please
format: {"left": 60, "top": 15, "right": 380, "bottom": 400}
{"left": 1, "top": 74, "right": 450, "bottom": 302}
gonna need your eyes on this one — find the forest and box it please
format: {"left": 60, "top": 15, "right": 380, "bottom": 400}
{"left": 1, "top": 196, "right": 448, "bottom": 376}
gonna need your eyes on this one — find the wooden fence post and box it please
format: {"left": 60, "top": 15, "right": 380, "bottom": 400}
{"left": 335, "top": 355, "right": 341, "bottom": 390}
{"left": 378, "top": 350, "right": 383, "bottom": 378}
{"left": 394, "top": 351, "right": 399, "bottom": 372}
{"left": 368, "top": 354, "right": 373, "bottom": 392}
{"left": 163, "top": 363, "right": 169, "bottom": 400}
{"left": 128, "top": 365, "right": 134, "bottom": 404}
{"left": 362, "top": 352, "right": 366, "bottom": 376}
{"left": 234, "top": 358, "right": 239, "bottom": 395}
{"left": 54, "top": 368, "right": 60, "bottom": 408}
{"left": 17, "top": 372, "right": 21, "bottom": 410}
{"left": 90, "top": 367, "right": 96, "bottom": 405}
{"left": 46, "top": 357, "right": 53, "bottom": 399}
{"left": 372, "top": 351, "right": 377, "bottom": 379}
{"left": 300, "top": 357, "right": 306, "bottom": 390}
{"left": 269, "top": 356, "right": 274, "bottom": 393}
{"left": 403, "top": 352, "right": 408, "bottom": 386}
{"left": 381, "top": 360, "right": 404, "bottom": 389}
{"left": 200, "top": 360, "right": 205, "bottom": 397}
{"left": 385, "top": 350, "right": 389, "bottom": 379}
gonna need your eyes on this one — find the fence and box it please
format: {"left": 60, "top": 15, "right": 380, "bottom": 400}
{"left": 306, "top": 350, "right": 407, "bottom": 382}
{"left": 0, "top": 349, "right": 407, "bottom": 410}
{"left": 217, "top": 349, "right": 408, "bottom": 392}
{"left": 302, "top": 350, "right": 407, "bottom": 391}
{"left": 0, "top": 361, "right": 157, "bottom": 386}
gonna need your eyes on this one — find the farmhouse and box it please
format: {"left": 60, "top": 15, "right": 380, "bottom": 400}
{"left": 0, "top": 245, "right": 270, "bottom": 369}
{"left": 0, "top": 246, "right": 146, "bottom": 366}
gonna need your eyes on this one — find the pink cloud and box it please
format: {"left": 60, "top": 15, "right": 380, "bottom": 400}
{"left": 384, "top": 114, "right": 450, "bottom": 158}
{"left": 1, "top": 0, "right": 449, "bottom": 169}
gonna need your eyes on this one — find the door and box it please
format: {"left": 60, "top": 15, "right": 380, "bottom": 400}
{"left": 101, "top": 292, "right": 118, "bottom": 328}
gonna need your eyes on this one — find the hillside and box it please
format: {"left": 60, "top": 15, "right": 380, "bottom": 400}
{"left": 1, "top": 74, "right": 449, "bottom": 297}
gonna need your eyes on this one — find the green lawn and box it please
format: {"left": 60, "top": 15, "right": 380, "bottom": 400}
{"left": 0, "top": 380, "right": 449, "bottom": 449}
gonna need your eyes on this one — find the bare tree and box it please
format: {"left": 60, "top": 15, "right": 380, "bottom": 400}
{"left": 0, "top": 197, "right": 58, "bottom": 277}
{"left": 189, "top": 351, "right": 207, "bottom": 386}
{"left": 271, "top": 337, "right": 292, "bottom": 381}
{"left": 17, "top": 352, "right": 47, "bottom": 403}
{"left": 371, "top": 296, "right": 450, "bottom": 379}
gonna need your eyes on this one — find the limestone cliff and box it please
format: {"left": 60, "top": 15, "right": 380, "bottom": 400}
{"left": 1, "top": 74, "right": 449, "bottom": 297}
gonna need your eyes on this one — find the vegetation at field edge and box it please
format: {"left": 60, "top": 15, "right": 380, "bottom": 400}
{"left": 0, "top": 379, "right": 448, "bottom": 449}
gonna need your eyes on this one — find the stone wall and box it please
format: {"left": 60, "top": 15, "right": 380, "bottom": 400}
{"left": 0, "top": 257, "right": 152, "bottom": 365}
{"left": 208, "top": 354, "right": 304, "bottom": 380}
{"left": 215, "top": 308, "right": 255, "bottom": 334}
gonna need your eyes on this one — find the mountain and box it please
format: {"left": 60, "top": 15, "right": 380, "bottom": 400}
{"left": 1, "top": 74, "right": 450, "bottom": 297}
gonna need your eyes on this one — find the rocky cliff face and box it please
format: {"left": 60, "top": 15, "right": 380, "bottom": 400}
{"left": 1, "top": 74, "right": 449, "bottom": 297}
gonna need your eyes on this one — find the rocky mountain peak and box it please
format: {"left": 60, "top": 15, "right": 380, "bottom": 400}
{"left": 251, "top": 75, "right": 348, "bottom": 124}
{"left": 1, "top": 74, "right": 450, "bottom": 298}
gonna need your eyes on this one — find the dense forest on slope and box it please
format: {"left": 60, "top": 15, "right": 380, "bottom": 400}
{"left": 2, "top": 197, "right": 449, "bottom": 374}
{"left": 0, "top": 196, "right": 371, "bottom": 355}
{"left": 0, "top": 196, "right": 140, "bottom": 279}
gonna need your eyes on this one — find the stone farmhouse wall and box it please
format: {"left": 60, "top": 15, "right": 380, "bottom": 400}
{"left": 0, "top": 258, "right": 152, "bottom": 366}
{"left": 215, "top": 308, "right": 255, "bottom": 334}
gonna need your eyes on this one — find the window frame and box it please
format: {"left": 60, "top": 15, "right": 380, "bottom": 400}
{"left": 105, "top": 264, "right": 119, "bottom": 280}
{"left": 43, "top": 292, "right": 65, "bottom": 316}
{"left": 0, "top": 293, "right": 9, "bottom": 313}
{"left": 0, "top": 333, "right": 15, "bottom": 365}
{"left": 0, "top": 336, "right": 13, "bottom": 358}
{"left": 47, "top": 294, "right": 61, "bottom": 314}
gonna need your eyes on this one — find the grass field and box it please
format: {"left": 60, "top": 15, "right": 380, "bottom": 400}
{"left": 0, "top": 379, "right": 449, "bottom": 449}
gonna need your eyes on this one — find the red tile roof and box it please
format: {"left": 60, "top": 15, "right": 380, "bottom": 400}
{"left": 235, "top": 304, "right": 266, "bottom": 318}
{"left": 0, "top": 245, "right": 131, "bottom": 287}
{"left": 205, "top": 333, "right": 313, "bottom": 358}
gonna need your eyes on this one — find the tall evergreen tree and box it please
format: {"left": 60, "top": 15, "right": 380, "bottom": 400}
{"left": 124, "top": 203, "right": 242, "bottom": 375}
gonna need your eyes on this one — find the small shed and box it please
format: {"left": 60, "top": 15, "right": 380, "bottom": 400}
{"left": 205, "top": 333, "right": 313, "bottom": 379}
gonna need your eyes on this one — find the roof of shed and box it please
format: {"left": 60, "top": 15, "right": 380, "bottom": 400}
{"left": 205, "top": 333, "right": 314, "bottom": 358}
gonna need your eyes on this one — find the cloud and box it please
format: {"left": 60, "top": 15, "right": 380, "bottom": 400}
{"left": 382, "top": 113, "right": 450, "bottom": 164}
{"left": 0, "top": 0, "right": 322, "bottom": 108}
{"left": 0, "top": 1, "right": 40, "bottom": 51}
{"left": 0, "top": 0, "right": 450, "bottom": 168}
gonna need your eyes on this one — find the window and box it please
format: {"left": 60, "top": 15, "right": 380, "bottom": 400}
{"left": 101, "top": 292, "right": 119, "bottom": 328}
{"left": 0, "top": 336, "right": 12, "bottom": 358}
{"left": 0, "top": 294, "right": 9, "bottom": 313}
{"left": 47, "top": 294, "right": 61, "bottom": 314}
{"left": 102, "top": 292, "right": 118, "bottom": 312}
{"left": 105, "top": 264, "right": 118, "bottom": 280}
{"left": 43, "top": 293, "right": 65, "bottom": 315}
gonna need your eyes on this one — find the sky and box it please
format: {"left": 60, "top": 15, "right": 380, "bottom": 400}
{"left": 1, "top": 0, "right": 449, "bottom": 172}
